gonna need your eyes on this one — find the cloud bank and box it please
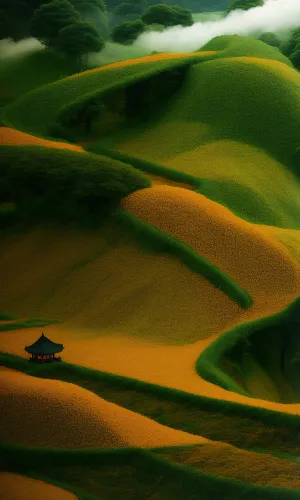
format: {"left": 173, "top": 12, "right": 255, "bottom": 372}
{"left": 0, "top": 38, "right": 43, "bottom": 60}
{"left": 133, "top": 0, "right": 300, "bottom": 53}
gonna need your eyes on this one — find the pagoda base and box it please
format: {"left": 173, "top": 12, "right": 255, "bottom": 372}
{"left": 29, "top": 356, "right": 62, "bottom": 363}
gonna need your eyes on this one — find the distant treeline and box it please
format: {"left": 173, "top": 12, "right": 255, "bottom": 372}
{"left": 0, "top": 0, "right": 228, "bottom": 47}
{"left": 1, "top": 1, "right": 299, "bottom": 72}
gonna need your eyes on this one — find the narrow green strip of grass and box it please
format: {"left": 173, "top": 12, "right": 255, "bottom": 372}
{"left": 196, "top": 296, "right": 300, "bottom": 399}
{"left": 85, "top": 142, "right": 202, "bottom": 188}
{"left": 1, "top": 443, "right": 300, "bottom": 500}
{"left": 1, "top": 352, "right": 299, "bottom": 456}
{"left": 0, "top": 318, "right": 60, "bottom": 332}
{"left": 0, "top": 313, "right": 16, "bottom": 320}
{"left": 113, "top": 208, "right": 253, "bottom": 309}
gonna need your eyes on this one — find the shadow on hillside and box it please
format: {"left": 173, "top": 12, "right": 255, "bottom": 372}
{"left": 220, "top": 302, "right": 300, "bottom": 404}
{"left": 55, "top": 66, "right": 189, "bottom": 142}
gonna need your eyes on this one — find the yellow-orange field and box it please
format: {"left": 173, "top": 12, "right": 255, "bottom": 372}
{"left": 226, "top": 56, "right": 300, "bottom": 84}
{"left": 2, "top": 366, "right": 300, "bottom": 491}
{"left": 121, "top": 185, "right": 300, "bottom": 300}
{"left": 261, "top": 225, "right": 300, "bottom": 261}
{"left": 0, "top": 226, "right": 246, "bottom": 343}
{"left": 3, "top": 43, "right": 300, "bottom": 498}
{"left": 0, "top": 472, "right": 78, "bottom": 500}
{"left": 149, "top": 173, "right": 194, "bottom": 190}
{"left": 1, "top": 212, "right": 300, "bottom": 418}
{"left": 66, "top": 51, "right": 217, "bottom": 80}
{"left": 0, "top": 127, "right": 84, "bottom": 152}
{"left": 2, "top": 184, "right": 300, "bottom": 494}
{"left": 165, "top": 442, "right": 300, "bottom": 490}
{"left": 0, "top": 368, "right": 207, "bottom": 449}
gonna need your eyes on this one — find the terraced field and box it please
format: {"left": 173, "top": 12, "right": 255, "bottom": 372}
{"left": 1, "top": 34, "right": 300, "bottom": 499}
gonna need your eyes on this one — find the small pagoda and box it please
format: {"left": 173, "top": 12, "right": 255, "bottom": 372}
{"left": 24, "top": 332, "right": 64, "bottom": 363}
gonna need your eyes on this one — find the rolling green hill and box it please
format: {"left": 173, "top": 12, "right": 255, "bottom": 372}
{"left": 2, "top": 33, "right": 300, "bottom": 500}
{"left": 1, "top": 53, "right": 211, "bottom": 137}
{"left": 86, "top": 38, "right": 300, "bottom": 228}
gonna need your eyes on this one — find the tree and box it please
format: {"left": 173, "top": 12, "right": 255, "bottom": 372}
{"left": 84, "top": 103, "right": 106, "bottom": 132}
{"left": 68, "top": 0, "right": 106, "bottom": 13}
{"left": 111, "top": 19, "right": 145, "bottom": 44}
{"left": 112, "top": 0, "right": 147, "bottom": 27}
{"left": 29, "top": 0, "right": 81, "bottom": 46}
{"left": 25, "top": 0, "right": 53, "bottom": 11}
{"left": 56, "top": 22, "right": 104, "bottom": 63}
{"left": 0, "top": 10, "right": 12, "bottom": 39}
{"left": 0, "top": 0, "right": 34, "bottom": 39}
{"left": 69, "top": 0, "right": 109, "bottom": 39}
{"left": 1, "top": 0, "right": 32, "bottom": 19}
{"left": 115, "top": 1, "right": 146, "bottom": 18}
{"left": 141, "top": 4, "right": 193, "bottom": 28}
{"left": 292, "top": 145, "right": 300, "bottom": 174}
{"left": 280, "top": 27, "right": 300, "bottom": 57}
{"left": 226, "top": 0, "right": 263, "bottom": 14}
{"left": 113, "top": 3, "right": 143, "bottom": 24}
{"left": 144, "top": 23, "right": 165, "bottom": 31}
{"left": 171, "top": 5, "right": 193, "bottom": 26}
{"left": 290, "top": 45, "right": 300, "bottom": 71}
{"left": 258, "top": 32, "right": 281, "bottom": 49}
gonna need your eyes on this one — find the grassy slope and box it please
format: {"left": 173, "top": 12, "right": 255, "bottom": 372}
{"left": 173, "top": 57, "right": 300, "bottom": 164}
{"left": 0, "top": 49, "right": 79, "bottom": 105}
{"left": 0, "top": 222, "right": 248, "bottom": 344}
{"left": 0, "top": 471, "right": 79, "bottom": 500}
{"left": 0, "top": 127, "right": 84, "bottom": 151}
{"left": 160, "top": 442, "right": 300, "bottom": 491}
{"left": 1, "top": 52, "right": 214, "bottom": 137}
{"left": 0, "top": 144, "right": 151, "bottom": 227}
{"left": 119, "top": 185, "right": 300, "bottom": 401}
{"left": 199, "top": 35, "right": 292, "bottom": 64}
{"left": 1, "top": 36, "right": 291, "bottom": 137}
{"left": 5, "top": 38, "right": 299, "bottom": 228}
{"left": 195, "top": 298, "right": 300, "bottom": 402}
{"left": 0, "top": 318, "right": 58, "bottom": 331}
{"left": 93, "top": 38, "right": 300, "bottom": 228}
{"left": 1, "top": 358, "right": 300, "bottom": 496}
{"left": 0, "top": 352, "right": 299, "bottom": 453}
{"left": 114, "top": 209, "right": 252, "bottom": 309}
{"left": 84, "top": 144, "right": 202, "bottom": 188}
{"left": 85, "top": 142, "right": 287, "bottom": 226}
{"left": 0, "top": 368, "right": 209, "bottom": 449}
{"left": 120, "top": 186, "right": 300, "bottom": 302}
{"left": 1, "top": 34, "right": 300, "bottom": 498}
{"left": 0, "top": 142, "right": 250, "bottom": 309}
{"left": 1, "top": 37, "right": 300, "bottom": 388}
{"left": 3, "top": 443, "right": 300, "bottom": 500}
{"left": 0, "top": 356, "right": 300, "bottom": 499}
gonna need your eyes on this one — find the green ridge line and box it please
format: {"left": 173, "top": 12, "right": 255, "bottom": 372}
{"left": 85, "top": 142, "right": 202, "bottom": 189}
{"left": 113, "top": 208, "right": 253, "bottom": 309}
{"left": 195, "top": 297, "right": 300, "bottom": 398}
{"left": 0, "top": 351, "right": 299, "bottom": 430}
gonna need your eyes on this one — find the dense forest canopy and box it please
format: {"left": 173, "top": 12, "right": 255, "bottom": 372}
{"left": 0, "top": 0, "right": 234, "bottom": 42}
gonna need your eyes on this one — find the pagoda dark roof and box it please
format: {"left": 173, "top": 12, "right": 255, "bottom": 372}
{"left": 24, "top": 333, "right": 64, "bottom": 355}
